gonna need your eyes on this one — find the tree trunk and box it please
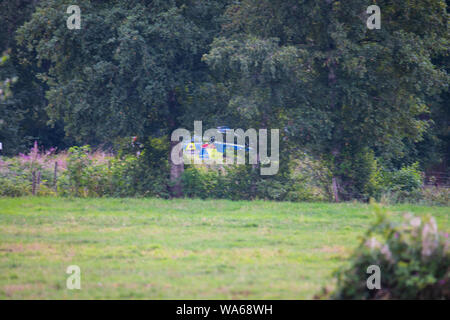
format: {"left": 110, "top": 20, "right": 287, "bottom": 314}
{"left": 167, "top": 89, "right": 184, "bottom": 198}
{"left": 169, "top": 140, "right": 184, "bottom": 198}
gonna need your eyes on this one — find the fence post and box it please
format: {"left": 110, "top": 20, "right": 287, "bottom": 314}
{"left": 32, "top": 170, "right": 36, "bottom": 196}
{"left": 54, "top": 161, "right": 58, "bottom": 193}
{"left": 332, "top": 177, "right": 340, "bottom": 203}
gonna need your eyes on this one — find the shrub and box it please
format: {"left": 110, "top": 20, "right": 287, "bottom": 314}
{"left": 0, "top": 141, "right": 168, "bottom": 199}
{"left": 0, "top": 142, "right": 59, "bottom": 197}
{"left": 382, "top": 162, "right": 423, "bottom": 192}
{"left": 180, "top": 158, "right": 330, "bottom": 202}
{"left": 0, "top": 176, "right": 30, "bottom": 197}
{"left": 330, "top": 204, "right": 449, "bottom": 299}
{"left": 223, "top": 165, "right": 259, "bottom": 200}
{"left": 181, "top": 165, "right": 254, "bottom": 200}
{"left": 126, "top": 137, "right": 170, "bottom": 198}
{"left": 285, "top": 155, "right": 331, "bottom": 202}
{"left": 58, "top": 145, "right": 170, "bottom": 198}
{"left": 330, "top": 148, "right": 382, "bottom": 200}
{"left": 181, "top": 166, "right": 219, "bottom": 199}
{"left": 376, "top": 163, "right": 442, "bottom": 204}
{"left": 59, "top": 146, "right": 95, "bottom": 197}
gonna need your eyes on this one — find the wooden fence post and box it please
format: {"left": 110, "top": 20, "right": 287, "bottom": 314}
{"left": 54, "top": 161, "right": 58, "bottom": 193}
{"left": 332, "top": 177, "right": 340, "bottom": 203}
{"left": 32, "top": 170, "right": 36, "bottom": 196}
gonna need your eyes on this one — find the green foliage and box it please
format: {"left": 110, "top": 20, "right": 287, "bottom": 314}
{"left": 383, "top": 163, "right": 423, "bottom": 192}
{"left": 377, "top": 163, "right": 428, "bottom": 204}
{"left": 0, "top": 177, "right": 30, "bottom": 197}
{"left": 0, "top": 0, "right": 65, "bottom": 155}
{"left": 1, "top": 143, "right": 444, "bottom": 205}
{"left": 181, "top": 157, "right": 330, "bottom": 202}
{"left": 2, "top": 0, "right": 449, "bottom": 200}
{"left": 331, "top": 205, "right": 450, "bottom": 299}
{"left": 58, "top": 154, "right": 141, "bottom": 198}
{"left": 0, "top": 51, "right": 22, "bottom": 155}
{"left": 181, "top": 165, "right": 258, "bottom": 200}
{"left": 0, "top": 143, "right": 58, "bottom": 197}
{"left": 126, "top": 137, "right": 170, "bottom": 198}
{"left": 203, "top": 0, "right": 449, "bottom": 199}
{"left": 16, "top": 0, "right": 230, "bottom": 144}
{"left": 380, "top": 187, "right": 450, "bottom": 206}
{"left": 59, "top": 142, "right": 170, "bottom": 198}
{"left": 330, "top": 148, "right": 382, "bottom": 200}
{"left": 60, "top": 146, "right": 93, "bottom": 196}
{"left": 181, "top": 166, "right": 221, "bottom": 199}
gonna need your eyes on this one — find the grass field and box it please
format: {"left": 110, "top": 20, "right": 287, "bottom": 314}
{"left": 0, "top": 197, "right": 448, "bottom": 299}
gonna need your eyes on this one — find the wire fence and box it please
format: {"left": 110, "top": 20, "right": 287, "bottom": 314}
{"left": 330, "top": 170, "right": 450, "bottom": 202}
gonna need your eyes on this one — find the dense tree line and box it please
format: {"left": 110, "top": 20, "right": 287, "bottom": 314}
{"left": 0, "top": 0, "right": 448, "bottom": 199}
{"left": 0, "top": 0, "right": 70, "bottom": 154}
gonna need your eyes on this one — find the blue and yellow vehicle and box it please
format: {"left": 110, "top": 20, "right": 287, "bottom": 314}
{"left": 182, "top": 127, "right": 251, "bottom": 163}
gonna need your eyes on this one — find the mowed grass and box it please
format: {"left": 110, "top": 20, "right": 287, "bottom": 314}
{"left": 0, "top": 197, "right": 448, "bottom": 299}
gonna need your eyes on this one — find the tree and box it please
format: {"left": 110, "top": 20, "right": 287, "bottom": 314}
{"left": 0, "top": 0, "right": 66, "bottom": 155}
{"left": 0, "top": 51, "right": 21, "bottom": 154}
{"left": 202, "top": 0, "right": 449, "bottom": 199}
{"left": 17, "top": 0, "right": 229, "bottom": 195}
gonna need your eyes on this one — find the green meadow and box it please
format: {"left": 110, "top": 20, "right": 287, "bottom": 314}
{"left": 0, "top": 197, "right": 448, "bottom": 299}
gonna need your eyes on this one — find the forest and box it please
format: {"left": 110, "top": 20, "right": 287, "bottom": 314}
{"left": 0, "top": 0, "right": 449, "bottom": 203}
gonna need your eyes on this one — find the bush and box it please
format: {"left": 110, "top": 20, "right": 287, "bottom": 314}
{"left": 381, "top": 162, "right": 423, "bottom": 192}
{"left": 58, "top": 144, "right": 170, "bottom": 198}
{"left": 181, "top": 165, "right": 258, "bottom": 200}
{"left": 0, "top": 143, "right": 58, "bottom": 197}
{"left": 2, "top": 142, "right": 438, "bottom": 203}
{"left": 59, "top": 146, "right": 95, "bottom": 196}
{"left": 181, "top": 166, "right": 220, "bottom": 199}
{"left": 329, "top": 204, "right": 449, "bottom": 299}
{"left": 285, "top": 155, "right": 331, "bottom": 202}
{"left": 52, "top": 138, "right": 171, "bottom": 198}
{"left": 377, "top": 163, "right": 450, "bottom": 205}
{"left": 0, "top": 176, "right": 30, "bottom": 197}
{"left": 180, "top": 156, "right": 330, "bottom": 202}
{"left": 125, "top": 137, "right": 170, "bottom": 198}
{"left": 376, "top": 163, "right": 447, "bottom": 205}
{"left": 331, "top": 148, "right": 382, "bottom": 201}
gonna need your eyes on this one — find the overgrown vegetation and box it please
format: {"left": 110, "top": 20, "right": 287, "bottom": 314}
{"left": 1, "top": 143, "right": 448, "bottom": 205}
{"left": 328, "top": 205, "right": 449, "bottom": 299}
{"left": 0, "top": 0, "right": 447, "bottom": 201}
